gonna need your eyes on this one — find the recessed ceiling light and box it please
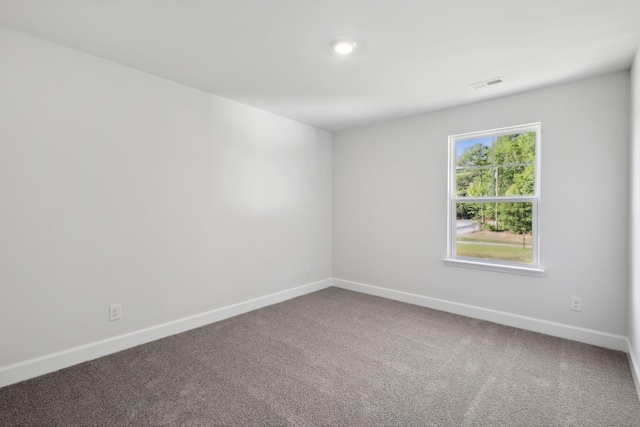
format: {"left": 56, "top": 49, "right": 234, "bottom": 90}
{"left": 468, "top": 77, "right": 504, "bottom": 90}
{"left": 332, "top": 40, "right": 357, "bottom": 55}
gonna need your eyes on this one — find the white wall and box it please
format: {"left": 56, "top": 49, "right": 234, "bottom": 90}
{"left": 629, "top": 47, "right": 640, "bottom": 364}
{"left": 0, "top": 26, "right": 332, "bottom": 369}
{"left": 334, "top": 72, "right": 630, "bottom": 339}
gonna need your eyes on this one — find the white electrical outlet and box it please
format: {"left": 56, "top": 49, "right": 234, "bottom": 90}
{"left": 109, "top": 304, "right": 122, "bottom": 321}
{"left": 570, "top": 296, "right": 582, "bottom": 312}
{"left": 306, "top": 264, "right": 311, "bottom": 274}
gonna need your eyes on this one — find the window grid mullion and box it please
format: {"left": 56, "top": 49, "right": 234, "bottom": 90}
{"left": 452, "top": 196, "right": 536, "bottom": 203}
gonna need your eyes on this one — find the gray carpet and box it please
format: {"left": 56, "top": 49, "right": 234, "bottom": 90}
{"left": 1, "top": 287, "right": 640, "bottom": 426}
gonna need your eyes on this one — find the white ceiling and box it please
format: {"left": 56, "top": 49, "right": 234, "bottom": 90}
{"left": 1, "top": 0, "right": 639, "bottom": 131}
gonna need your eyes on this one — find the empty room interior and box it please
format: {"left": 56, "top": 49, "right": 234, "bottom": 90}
{"left": 3, "top": 1, "right": 640, "bottom": 425}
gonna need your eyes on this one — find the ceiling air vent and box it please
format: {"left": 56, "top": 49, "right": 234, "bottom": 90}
{"left": 468, "top": 77, "right": 504, "bottom": 90}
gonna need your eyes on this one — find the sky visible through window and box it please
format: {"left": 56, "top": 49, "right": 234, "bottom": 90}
{"left": 455, "top": 137, "right": 493, "bottom": 163}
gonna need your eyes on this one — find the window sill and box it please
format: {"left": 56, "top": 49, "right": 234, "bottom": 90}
{"left": 443, "top": 258, "right": 545, "bottom": 277}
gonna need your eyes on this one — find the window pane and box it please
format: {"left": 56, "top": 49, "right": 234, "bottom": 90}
{"left": 495, "top": 165, "right": 535, "bottom": 196}
{"left": 455, "top": 138, "right": 491, "bottom": 166}
{"left": 456, "top": 167, "right": 491, "bottom": 197}
{"left": 493, "top": 132, "right": 536, "bottom": 165}
{"left": 455, "top": 202, "right": 533, "bottom": 264}
{"left": 456, "top": 132, "right": 536, "bottom": 198}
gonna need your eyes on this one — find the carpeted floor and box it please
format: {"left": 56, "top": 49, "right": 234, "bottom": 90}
{"left": 1, "top": 287, "right": 640, "bottom": 426}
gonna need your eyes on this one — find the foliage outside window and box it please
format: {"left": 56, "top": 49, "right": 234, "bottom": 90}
{"left": 446, "top": 123, "right": 541, "bottom": 274}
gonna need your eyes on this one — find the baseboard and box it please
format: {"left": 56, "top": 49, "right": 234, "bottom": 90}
{"left": 3, "top": 277, "right": 629, "bottom": 390}
{"left": 0, "top": 278, "right": 332, "bottom": 389}
{"left": 627, "top": 339, "right": 640, "bottom": 403}
{"left": 333, "top": 278, "right": 628, "bottom": 352}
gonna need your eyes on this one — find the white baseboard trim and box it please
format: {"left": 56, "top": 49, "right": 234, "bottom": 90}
{"left": 333, "top": 278, "right": 628, "bottom": 352}
{"left": 627, "top": 339, "right": 640, "bottom": 403}
{"left": 0, "top": 278, "right": 332, "bottom": 389}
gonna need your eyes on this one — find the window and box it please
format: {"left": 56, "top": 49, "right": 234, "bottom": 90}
{"left": 445, "top": 123, "right": 543, "bottom": 276}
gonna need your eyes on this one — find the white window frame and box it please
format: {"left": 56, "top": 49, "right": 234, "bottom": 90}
{"left": 444, "top": 122, "right": 544, "bottom": 276}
